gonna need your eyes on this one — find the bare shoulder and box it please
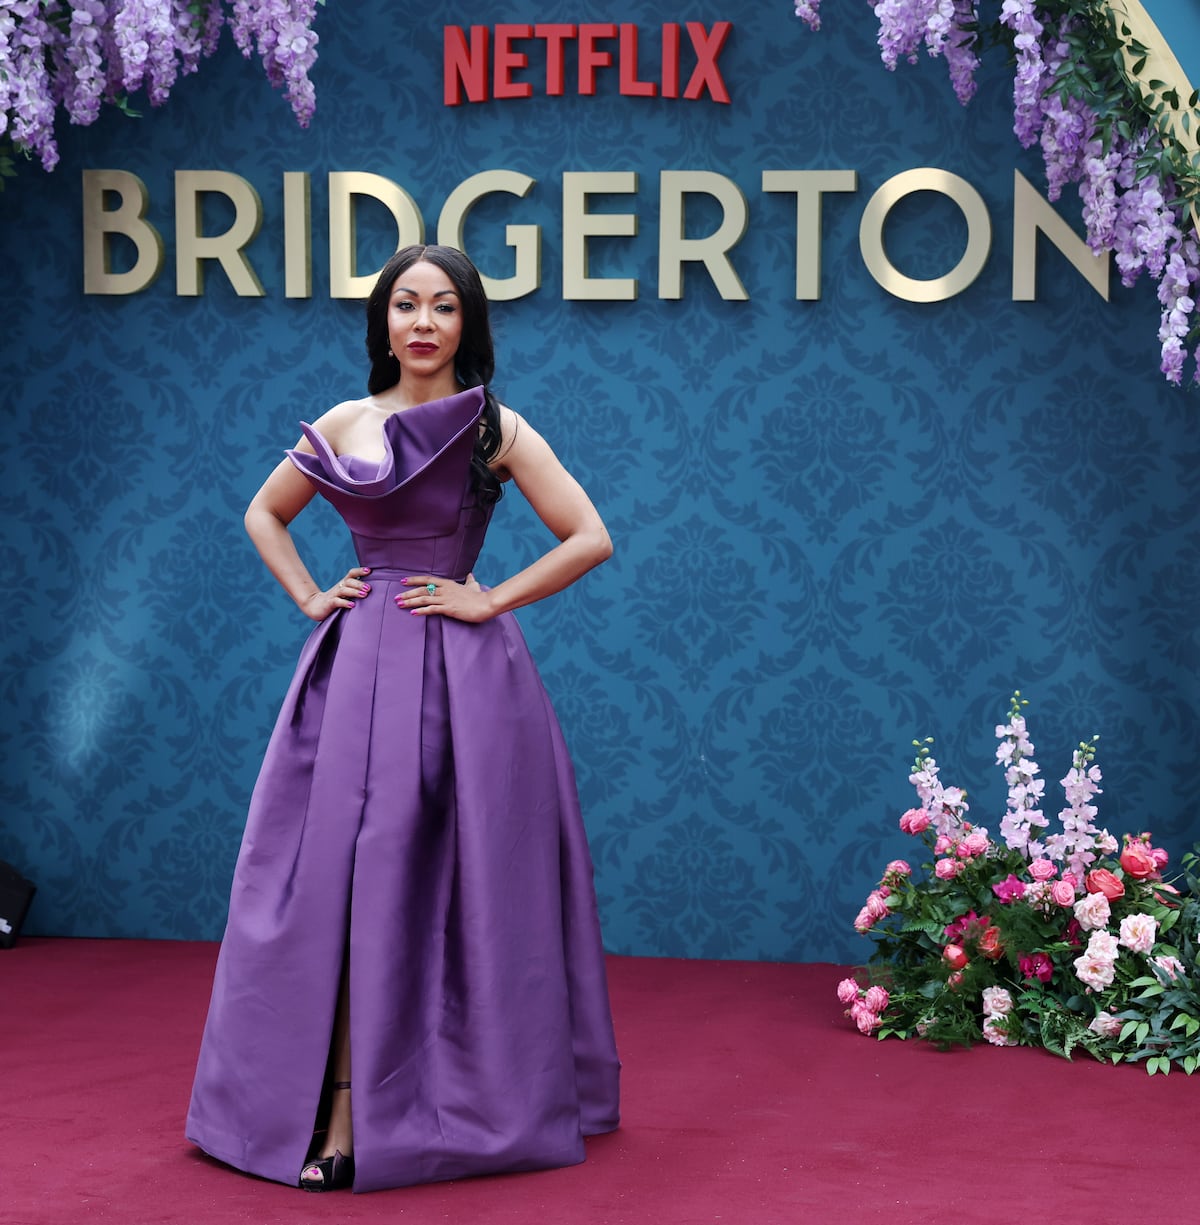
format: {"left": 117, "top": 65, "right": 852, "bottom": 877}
{"left": 292, "top": 397, "right": 371, "bottom": 454}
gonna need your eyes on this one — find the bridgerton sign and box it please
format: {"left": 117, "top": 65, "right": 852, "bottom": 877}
{"left": 81, "top": 165, "right": 1110, "bottom": 305}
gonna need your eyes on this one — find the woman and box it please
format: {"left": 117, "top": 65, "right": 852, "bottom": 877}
{"left": 186, "top": 245, "right": 621, "bottom": 1193}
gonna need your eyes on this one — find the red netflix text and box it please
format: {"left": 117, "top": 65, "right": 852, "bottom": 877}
{"left": 443, "top": 22, "right": 733, "bottom": 106}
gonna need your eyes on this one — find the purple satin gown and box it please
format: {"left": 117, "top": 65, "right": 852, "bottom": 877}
{"left": 186, "top": 387, "right": 620, "bottom": 1192}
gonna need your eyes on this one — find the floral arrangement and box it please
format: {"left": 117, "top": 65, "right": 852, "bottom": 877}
{"left": 794, "top": 1, "right": 1200, "bottom": 385}
{"left": 0, "top": 0, "right": 322, "bottom": 183}
{"left": 840, "top": 694, "right": 1200, "bottom": 1074}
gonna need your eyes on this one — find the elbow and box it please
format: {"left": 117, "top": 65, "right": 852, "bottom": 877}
{"left": 592, "top": 526, "right": 613, "bottom": 568}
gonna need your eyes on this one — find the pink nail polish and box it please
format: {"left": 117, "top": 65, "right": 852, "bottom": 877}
{"left": 362, "top": 568, "right": 371, "bottom": 575}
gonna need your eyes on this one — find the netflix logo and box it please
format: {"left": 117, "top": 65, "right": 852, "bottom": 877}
{"left": 444, "top": 21, "right": 733, "bottom": 105}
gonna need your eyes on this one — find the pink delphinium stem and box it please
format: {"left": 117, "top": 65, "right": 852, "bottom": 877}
{"left": 995, "top": 701, "right": 1047, "bottom": 855}
{"left": 910, "top": 748, "right": 969, "bottom": 837}
{"left": 1047, "top": 741, "right": 1106, "bottom": 881}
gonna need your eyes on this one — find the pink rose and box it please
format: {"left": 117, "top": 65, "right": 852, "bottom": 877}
{"left": 865, "top": 890, "right": 890, "bottom": 921}
{"left": 1073, "top": 892, "right": 1110, "bottom": 931}
{"left": 882, "top": 860, "right": 911, "bottom": 885}
{"left": 1150, "top": 845, "right": 1169, "bottom": 869}
{"left": 942, "top": 944, "right": 968, "bottom": 970}
{"left": 1088, "top": 1011, "right": 1123, "bottom": 1038}
{"left": 1061, "top": 872, "right": 1080, "bottom": 890}
{"left": 934, "top": 858, "right": 963, "bottom": 880}
{"left": 1018, "top": 952, "right": 1053, "bottom": 983}
{"left": 1085, "top": 869, "right": 1125, "bottom": 901}
{"left": 853, "top": 1007, "right": 882, "bottom": 1035}
{"left": 1118, "top": 913, "right": 1158, "bottom": 954}
{"left": 1086, "top": 930, "right": 1119, "bottom": 960}
{"left": 982, "top": 1017, "right": 1016, "bottom": 1046}
{"left": 1074, "top": 950, "right": 1116, "bottom": 991}
{"left": 934, "top": 834, "right": 954, "bottom": 855}
{"left": 960, "top": 830, "right": 989, "bottom": 857}
{"left": 863, "top": 985, "right": 889, "bottom": 1014}
{"left": 1050, "top": 880, "right": 1076, "bottom": 907}
{"left": 947, "top": 970, "right": 965, "bottom": 990}
{"left": 1119, "top": 841, "right": 1159, "bottom": 880}
{"left": 991, "top": 874, "right": 1027, "bottom": 904}
{"left": 900, "top": 807, "right": 931, "bottom": 834}
{"left": 1153, "top": 955, "right": 1185, "bottom": 980}
{"left": 853, "top": 907, "right": 875, "bottom": 934}
{"left": 836, "top": 978, "right": 860, "bottom": 1005}
{"left": 1028, "top": 858, "right": 1057, "bottom": 882}
{"left": 981, "top": 986, "right": 1014, "bottom": 1016}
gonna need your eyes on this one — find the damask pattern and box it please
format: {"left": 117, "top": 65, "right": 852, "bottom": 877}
{"left": 1, "top": 2, "right": 1198, "bottom": 962}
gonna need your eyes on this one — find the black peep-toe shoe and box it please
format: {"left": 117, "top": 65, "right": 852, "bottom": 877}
{"left": 299, "top": 1081, "right": 354, "bottom": 1191}
{"left": 299, "top": 1149, "right": 354, "bottom": 1191}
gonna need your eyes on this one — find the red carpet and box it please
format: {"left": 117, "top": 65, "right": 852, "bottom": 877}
{"left": 5, "top": 939, "right": 1194, "bottom": 1224}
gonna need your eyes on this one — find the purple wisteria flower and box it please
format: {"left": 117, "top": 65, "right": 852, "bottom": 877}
{"left": 794, "top": 1, "right": 821, "bottom": 32}
{"left": 1, "top": 0, "right": 320, "bottom": 175}
{"left": 944, "top": 0, "right": 980, "bottom": 105}
{"left": 57, "top": 0, "right": 108, "bottom": 126}
{"left": 5, "top": 0, "right": 64, "bottom": 171}
{"left": 795, "top": 1, "right": 1200, "bottom": 384}
{"left": 1157, "top": 238, "right": 1200, "bottom": 384}
{"left": 1000, "top": 0, "right": 1045, "bottom": 147}
{"left": 230, "top": 0, "right": 319, "bottom": 127}
{"left": 874, "top": 0, "right": 954, "bottom": 71}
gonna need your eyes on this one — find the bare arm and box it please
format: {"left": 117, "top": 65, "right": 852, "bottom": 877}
{"left": 244, "top": 451, "right": 370, "bottom": 621}
{"left": 397, "top": 409, "right": 612, "bottom": 622}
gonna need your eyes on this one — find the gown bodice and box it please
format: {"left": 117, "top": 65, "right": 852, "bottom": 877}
{"left": 286, "top": 386, "right": 493, "bottom": 580}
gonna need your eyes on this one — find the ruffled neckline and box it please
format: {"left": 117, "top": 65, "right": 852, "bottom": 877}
{"left": 287, "top": 386, "right": 485, "bottom": 499}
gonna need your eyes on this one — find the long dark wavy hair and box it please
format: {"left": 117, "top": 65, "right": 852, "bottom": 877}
{"left": 365, "top": 244, "right": 504, "bottom": 504}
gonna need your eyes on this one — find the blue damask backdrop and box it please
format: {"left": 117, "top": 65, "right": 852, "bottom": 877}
{"left": 1, "top": 2, "right": 1198, "bottom": 962}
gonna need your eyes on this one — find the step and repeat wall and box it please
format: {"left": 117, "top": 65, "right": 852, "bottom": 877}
{"left": 2, "top": 2, "right": 1198, "bottom": 961}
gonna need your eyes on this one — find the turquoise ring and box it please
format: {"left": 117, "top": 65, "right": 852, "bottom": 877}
{"left": 426, "top": 582, "right": 437, "bottom": 595}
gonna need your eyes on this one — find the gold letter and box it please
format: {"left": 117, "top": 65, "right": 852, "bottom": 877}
{"left": 82, "top": 170, "right": 164, "bottom": 295}
{"left": 1012, "top": 169, "right": 1108, "bottom": 302}
{"left": 283, "top": 172, "right": 311, "bottom": 299}
{"left": 562, "top": 171, "right": 639, "bottom": 301}
{"left": 437, "top": 170, "right": 540, "bottom": 301}
{"left": 859, "top": 168, "right": 991, "bottom": 302}
{"left": 175, "top": 171, "right": 264, "bottom": 297}
{"left": 328, "top": 172, "right": 424, "bottom": 300}
{"left": 658, "top": 171, "right": 748, "bottom": 300}
{"left": 761, "top": 170, "right": 857, "bottom": 300}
